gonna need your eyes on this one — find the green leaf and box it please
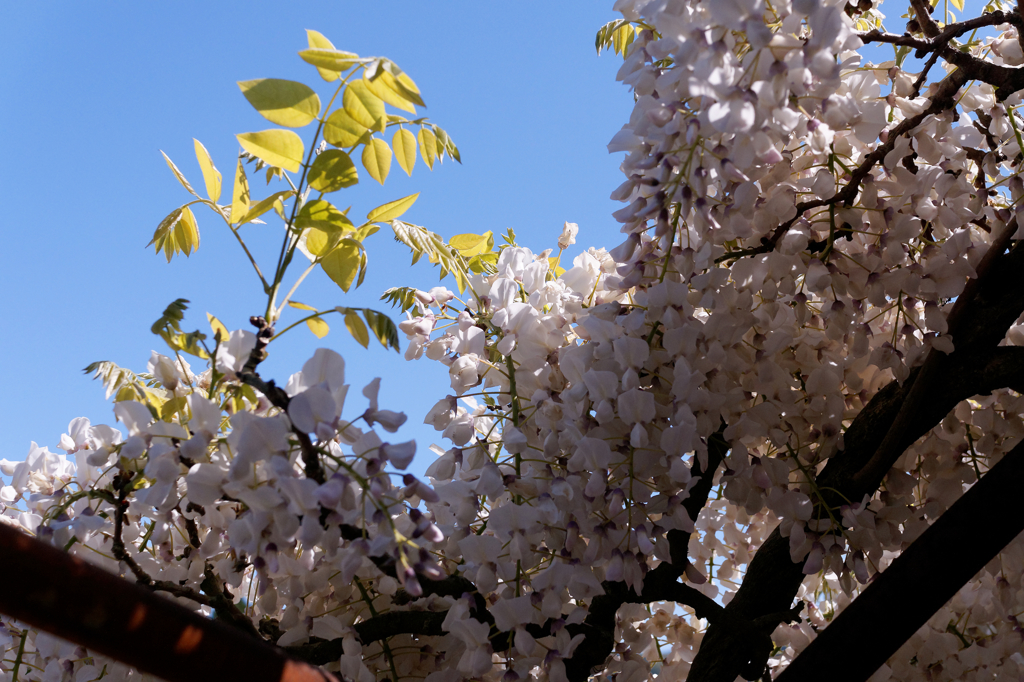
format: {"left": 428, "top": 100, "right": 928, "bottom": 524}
{"left": 308, "top": 149, "right": 358, "bottom": 192}
{"left": 381, "top": 286, "right": 420, "bottom": 313}
{"left": 362, "top": 138, "right": 392, "bottom": 185}
{"left": 161, "top": 151, "right": 199, "bottom": 197}
{"left": 393, "top": 128, "right": 417, "bottom": 176}
{"left": 152, "top": 299, "right": 190, "bottom": 335}
{"left": 148, "top": 207, "right": 183, "bottom": 254}
{"left": 193, "top": 139, "right": 222, "bottom": 203}
{"left": 84, "top": 360, "right": 145, "bottom": 400}
{"left": 298, "top": 48, "right": 361, "bottom": 72}
{"left": 323, "top": 109, "right": 369, "bottom": 149}
{"left": 238, "top": 79, "right": 321, "bottom": 128}
{"left": 238, "top": 190, "right": 294, "bottom": 225}
{"left": 418, "top": 127, "right": 437, "bottom": 169}
{"left": 432, "top": 125, "right": 460, "bottom": 163}
{"left": 450, "top": 231, "right": 492, "bottom": 257}
{"left": 320, "top": 243, "right": 361, "bottom": 292}
{"left": 364, "top": 70, "right": 420, "bottom": 113}
{"left": 306, "top": 30, "right": 341, "bottom": 81}
{"left": 391, "top": 220, "right": 468, "bottom": 291}
{"left": 230, "top": 158, "right": 250, "bottom": 224}
{"left": 175, "top": 206, "right": 200, "bottom": 256}
{"left": 296, "top": 199, "right": 354, "bottom": 232}
{"left": 207, "top": 313, "right": 229, "bottom": 343}
{"left": 367, "top": 193, "right": 418, "bottom": 222}
{"left": 160, "top": 396, "right": 187, "bottom": 421}
{"left": 344, "top": 310, "right": 370, "bottom": 348}
{"left": 236, "top": 129, "right": 305, "bottom": 173}
{"left": 287, "top": 300, "right": 317, "bottom": 311}
{"left": 306, "top": 317, "right": 330, "bottom": 339}
{"left": 343, "top": 80, "right": 385, "bottom": 130}
{"left": 362, "top": 308, "right": 400, "bottom": 351}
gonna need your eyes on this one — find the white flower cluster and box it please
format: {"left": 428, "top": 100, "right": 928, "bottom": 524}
{"left": 391, "top": 0, "right": 1024, "bottom": 678}
{"left": 0, "top": 345, "right": 446, "bottom": 682}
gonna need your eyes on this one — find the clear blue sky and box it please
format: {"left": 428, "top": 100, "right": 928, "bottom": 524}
{"left": 0, "top": 3, "right": 633, "bottom": 471}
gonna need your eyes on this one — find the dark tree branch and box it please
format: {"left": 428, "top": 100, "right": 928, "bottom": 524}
{"left": 688, "top": 233, "right": 1024, "bottom": 682}
{"left": 776, "top": 438, "right": 1024, "bottom": 682}
{"left": 0, "top": 523, "right": 341, "bottom": 682}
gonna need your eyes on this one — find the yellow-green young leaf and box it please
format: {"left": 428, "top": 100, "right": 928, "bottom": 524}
{"left": 236, "top": 129, "right": 305, "bottom": 173}
{"left": 193, "top": 139, "right": 222, "bottom": 203}
{"left": 230, "top": 158, "right": 250, "bottom": 225}
{"left": 306, "top": 30, "right": 341, "bottom": 81}
{"left": 367, "top": 193, "right": 419, "bottom": 222}
{"left": 238, "top": 79, "right": 321, "bottom": 128}
{"left": 344, "top": 310, "right": 370, "bottom": 348}
{"left": 450, "top": 231, "right": 492, "bottom": 257}
{"left": 299, "top": 48, "right": 360, "bottom": 72}
{"left": 323, "top": 109, "right": 368, "bottom": 149}
{"left": 343, "top": 80, "right": 385, "bottom": 130}
{"left": 548, "top": 257, "right": 567, "bottom": 277}
{"left": 306, "top": 317, "right": 330, "bottom": 339}
{"left": 362, "top": 138, "right": 392, "bottom": 185}
{"left": 161, "top": 151, "right": 199, "bottom": 197}
{"left": 239, "top": 190, "right": 294, "bottom": 225}
{"left": 149, "top": 207, "right": 183, "bottom": 251}
{"left": 160, "top": 395, "right": 187, "bottom": 421}
{"left": 305, "top": 228, "right": 339, "bottom": 257}
{"left": 949, "top": 0, "right": 964, "bottom": 10}
{"left": 174, "top": 206, "right": 200, "bottom": 256}
{"left": 207, "top": 313, "right": 229, "bottom": 343}
{"left": 308, "top": 149, "right": 358, "bottom": 192}
{"left": 418, "top": 127, "right": 437, "bottom": 169}
{"left": 287, "top": 300, "right": 317, "bottom": 311}
{"left": 364, "top": 71, "right": 417, "bottom": 113}
{"left": 393, "top": 128, "right": 417, "bottom": 176}
{"left": 296, "top": 199, "right": 354, "bottom": 232}
{"left": 320, "top": 243, "right": 361, "bottom": 292}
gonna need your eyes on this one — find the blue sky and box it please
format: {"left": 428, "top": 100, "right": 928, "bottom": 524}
{"left": 0, "top": 3, "right": 634, "bottom": 471}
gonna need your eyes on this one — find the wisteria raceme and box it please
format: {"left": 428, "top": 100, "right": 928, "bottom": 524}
{"left": 5, "top": 0, "right": 1024, "bottom": 681}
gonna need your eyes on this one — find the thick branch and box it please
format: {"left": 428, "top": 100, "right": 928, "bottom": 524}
{"left": 776, "top": 438, "right": 1024, "bottom": 682}
{"left": 0, "top": 524, "right": 340, "bottom": 682}
{"left": 687, "top": 234, "right": 1024, "bottom": 682}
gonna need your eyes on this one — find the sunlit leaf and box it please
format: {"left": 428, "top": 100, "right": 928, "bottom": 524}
{"left": 230, "top": 158, "right": 250, "bottom": 225}
{"left": 148, "top": 207, "right": 183, "bottom": 255}
{"left": 450, "top": 231, "right": 492, "bottom": 257}
{"left": 193, "top": 139, "right": 222, "bottom": 203}
{"left": 161, "top": 151, "right": 199, "bottom": 197}
{"left": 324, "top": 109, "right": 369, "bottom": 149}
{"left": 237, "top": 129, "right": 305, "bottom": 173}
{"left": 343, "top": 80, "right": 385, "bottom": 130}
{"left": 305, "top": 30, "right": 341, "bottom": 81}
{"left": 367, "top": 193, "right": 418, "bottom": 222}
{"left": 381, "top": 287, "right": 420, "bottom": 313}
{"left": 306, "top": 317, "right": 330, "bottom": 338}
{"left": 393, "top": 128, "right": 417, "bottom": 176}
{"left": 296, "top": 199, "right": 354, "bottom": 232}
{"left": 362, "top": 138, "right": 392, "bottom": 185}
{"left": 364, "top": 70, "right": 418, "bottom": 113}
{"left": 320, "top": 243, "right": 361, "bottom": 292}
{"left": 207, "top": 313, "right": 229, "bottom": 343}
{"left": 160, "top": 396, "right": 187, "bottom": 421}
{"left": 287, "top": 300, "right": 317, "bottom": 311}
{"left": 418, "top": 127, "right": 437, "bottom": 169}
{"left": 175, "top": 206, "right": 200, "bottom": 256}
{"left": 308, "top": 149, "right": 358, "bottom": 192}
{"left": 298, "top": 48, "right": 361, "bottom": 72}
{"left": 344, "top": 310, "right": 370, "bottom": 348}
{"left": 238, "top": 190, "right": 294, "bottom": 225}
{"left": 238, "top": 79, "right": 321, "bottom": 128}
